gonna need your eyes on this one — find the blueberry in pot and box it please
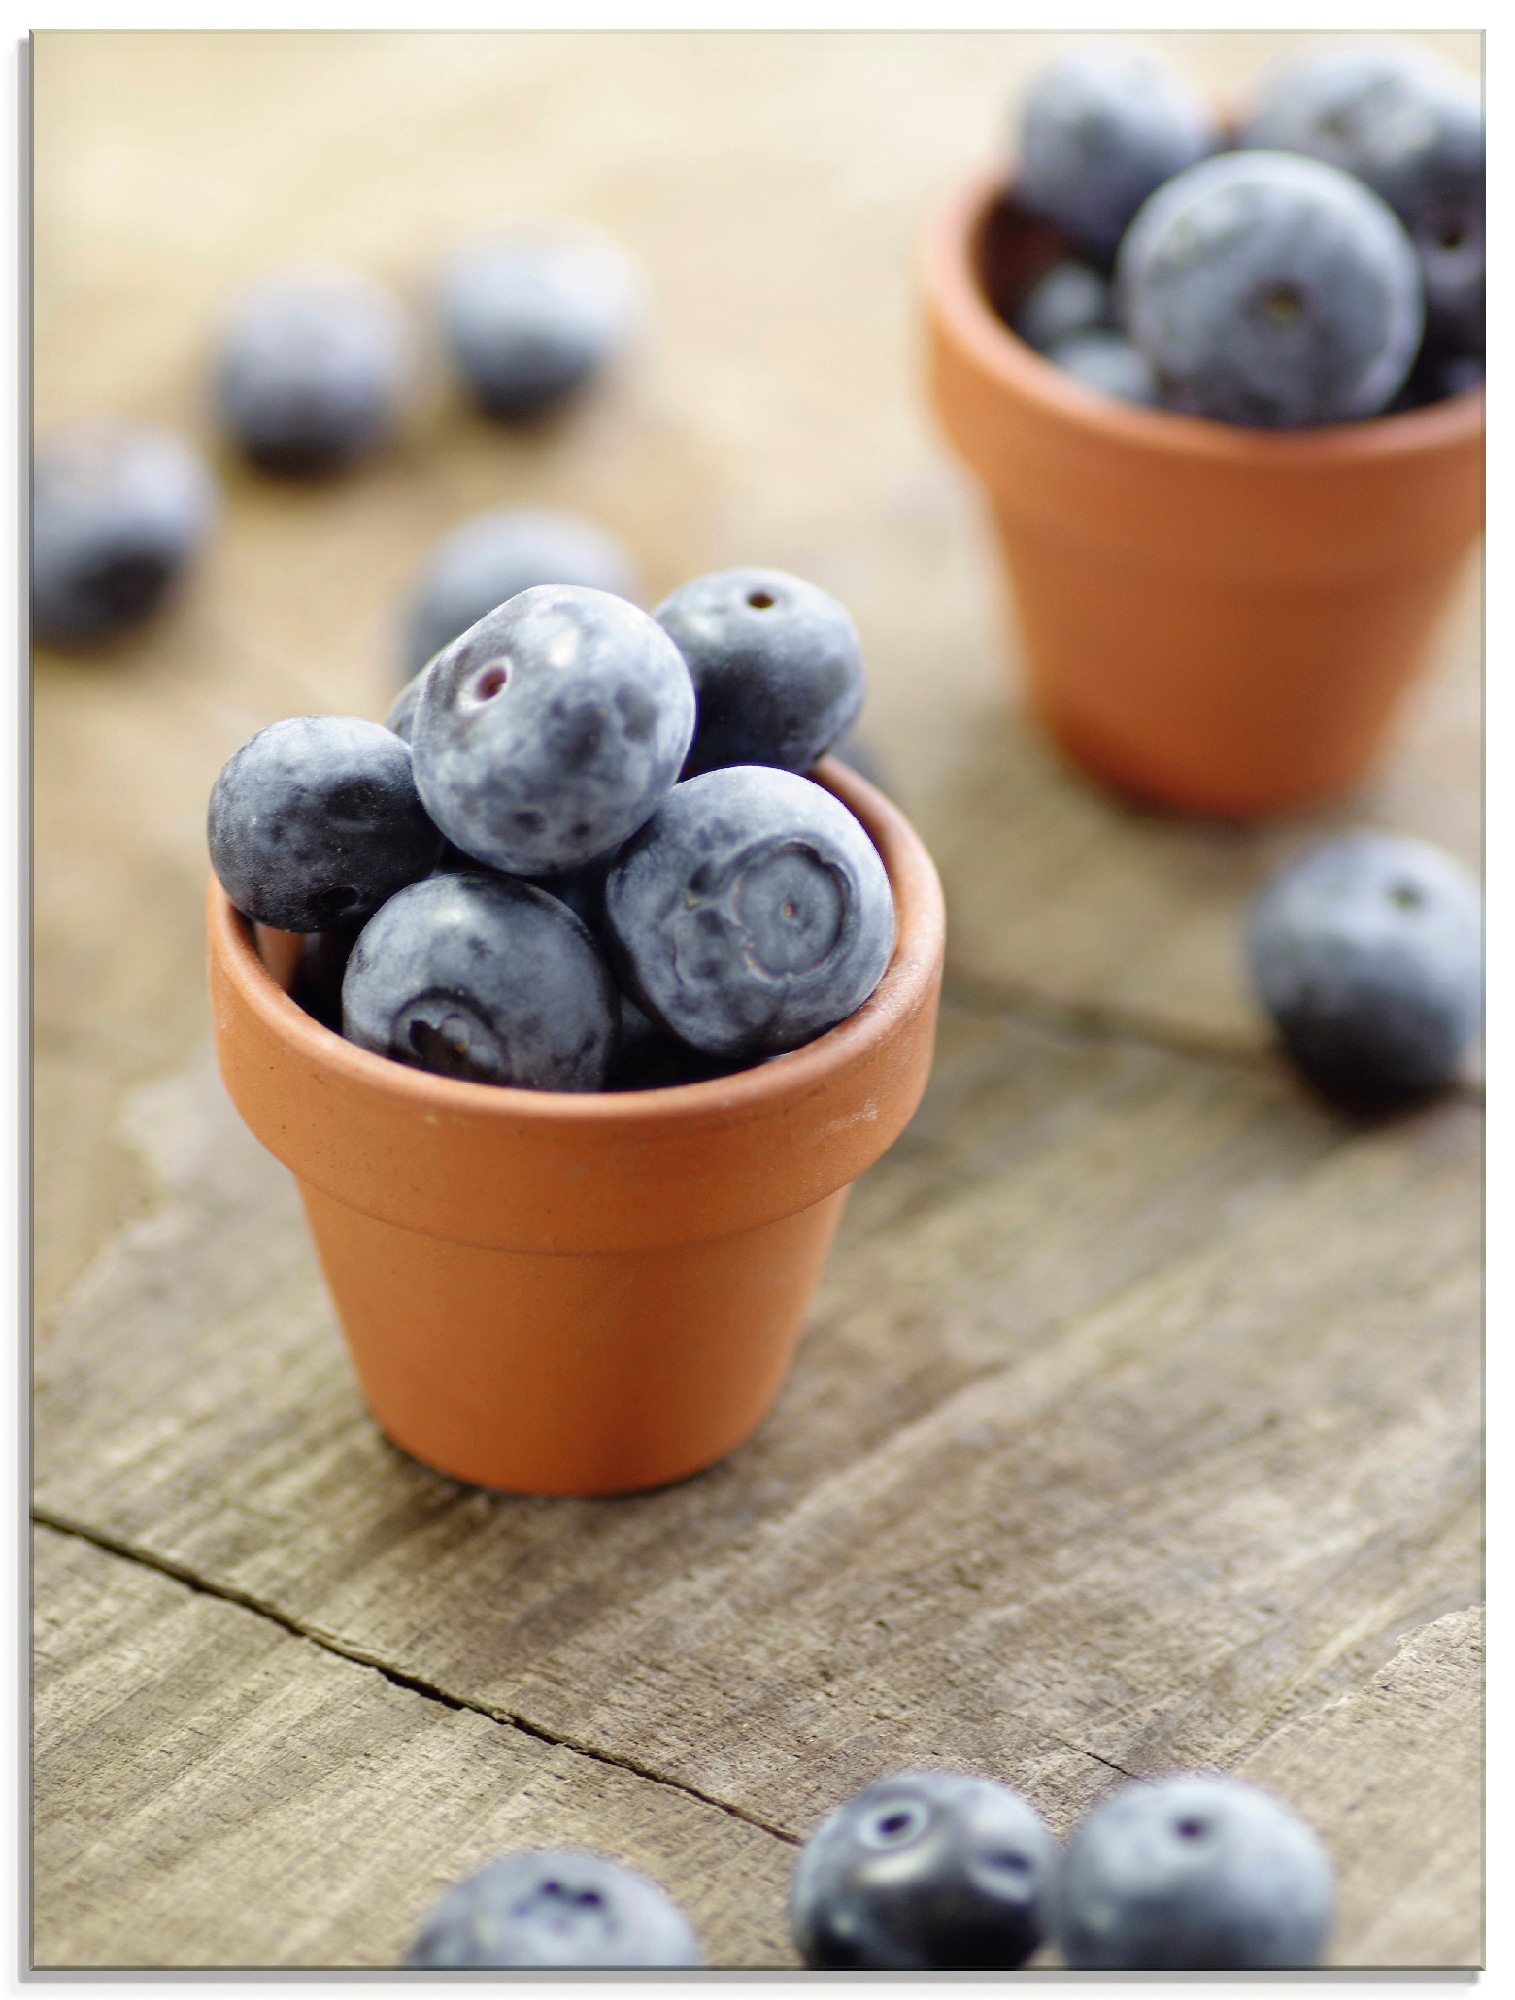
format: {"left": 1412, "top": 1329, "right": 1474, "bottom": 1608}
{"left": 1016, "top": 46, "right": 1217, "bottom": 265}
{"left": 1240, "top": 45, "right": 1484, "bottom": 353}
{"left": 33, "top": 421, "right": 217, "bottom": 648}
{"left": 216, "top": 266, "right": 411, "bottom": 477}
{"left": 342, "top": 873, "right": 617, "bottom": 1092}
{"left": 441, "top": 224, "right": 645, "bottom": 423}
{"left": 790, "top": 1770, "right": 1059, "bottom": 1969}
{"left": 1057, "top": 1774, "right": 1333, "bottom": 1969}
{"left": 604, "top": 764, "right": 894, "bottom": 1060}
{"left": 1118, "top": 151, "right": 1424, "bottom": 427}
{"left": 1012, "top": 259, "right": 1110, "bottom": 354}
{"left": 1246, "top": 830, "right": 1482, "bottom": 1107}
{"left": 410, "top": 584, "right": 694, "bottom": 877}
{"left": 403, "top": 506, "right": 638, "bottom": 680}
{"left": 1047, "top": 329, "right": 1160, "bottom": 405}
{"left": 404, "top": 1849, "right": 701, "bottom": 1967}
{"left": 208, "top": 715, "right": 443, "bottom": 932}
{"left": 654, "top": 567, "right": 864, "bottom": 778}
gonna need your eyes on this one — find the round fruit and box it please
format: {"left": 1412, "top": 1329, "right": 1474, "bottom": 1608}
{"left": 403, "top": 1850, "right": 702, "bottom": 1967}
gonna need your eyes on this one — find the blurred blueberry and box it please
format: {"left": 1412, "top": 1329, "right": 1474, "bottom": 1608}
{"left": 441, "top": 224, "right": 645, "bottom": 423}
{"left": 1016, "top": 46, "right": 1217, "bottom": 264}
{"left": 343, "top": 873, "right": 617, "bottom": 1092}
{"left": 1241, "top": 45, "right": 1483, "bottom": 354}
{"left": 790, "top": 1771, "right": 1059, "bottom": 1970}
{"left": 1057, "top": 1774, "right": 1333, "bottom": 1969}
{"left": 411, "top": 584, "right": 694, "bottom": 877}
{"left": 1047, "top": 329, "right": 1160, "bottom": 405}
{"left": 655, "top": 568, "right": 865, "bottom": 778}
{"left": 1246, "top": 829, "right": 1482, "bottom": 1106}
{"left": 403, "top": 507, "right": 638, "bottom": 680}
{"left": 604, "top": 765, "right": 894, "bottom": 1060}
{"left": 404, "top": 1850, "right": 702, "bottom": 1967}
{"left": 216, "top": 267, "right": 411, "bottom": 477}
{"left": 33, "top": 421, "right": 216, "bottom": 648}
{"left": 208, "top": 715, "right": 442, "bottom": 932}
{"left": 1118, "top": 151, "right": 1423, "bottom": 427}
{"left": 1012, "top": 259, "right": 1111, "bottom": 354}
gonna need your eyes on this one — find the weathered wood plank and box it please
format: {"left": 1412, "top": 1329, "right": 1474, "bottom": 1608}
{"left": 33, "top": 1525, "right": 797, "bottom": 1969}
{"left": 1238, "top": 1604, "right": 1483, "bottom": 1968}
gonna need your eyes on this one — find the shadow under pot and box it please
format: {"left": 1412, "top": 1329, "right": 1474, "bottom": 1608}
{"left": 207, "top": 758, "right": 945, "bottom": 1498}
{"left": 922, "top": 177, "right": 1485, "bottom": 818}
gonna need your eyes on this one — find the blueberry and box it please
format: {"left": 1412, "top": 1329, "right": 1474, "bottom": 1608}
{"left": 208, "top": 716, "right": 442, "bottom": 932}
{"left": 605, "top": 996, "right": 751, "bottom": 1092}
{"left": 1241, "top": 47, "right": 1484, "bottom": 354}
{"left": 215, "top": 267, "right": 411, "bottom": 477}
{"left": 1012, "top": 259, "right": 1111, "bottom": 354}
{"left": 1246, "top": 830, "right": 1482, "bottom": 1107}
{"left": 403, "top": 1850, "right": 702, "bottom": 1968}
{"left": 1016, "top": 47, "right": 1217, "bottom": 265}
{"left": 32, "top": 421, "right": 216, "bottom": 648}
{"left": 342, "top": 873, "right": 617, "bottom": 1092}
{"left": 403, "top": 507, "right": 638, "bottom": 680}
{"left": 790, "top": 1771, "right": 1059, "bottom": 1970}
{"left": 411, "top": 584, "right": 694, "bottom": 877}
{"left": 604, "top": 765, "right": 894, "bottom": 1060}
{"left": 654, "top": 568, "right": 865, "bottom": 779}
{"left": 1047, "top": 329, "right": 1160, "bottom": 406}
{"left": 1057, "top": 1774, "right": 1333, "bottom": 1969}
{"left": 441, "top": 224, "right": 645, "bottom": 423}
{"left": 1118, "top": 151, "right": 1424, "bottom": 427}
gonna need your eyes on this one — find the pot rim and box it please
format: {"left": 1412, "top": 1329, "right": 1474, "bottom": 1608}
{"left": 209, "top": 753, "right": 945, "bottom": 1137}
{"left": 923, "top": 171, "right": 1486, "bottom": 467}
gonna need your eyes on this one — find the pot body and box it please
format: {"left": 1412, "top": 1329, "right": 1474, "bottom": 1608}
{"left": 925, "top": 181, "right": 1485, "bottom": 817}
{"left": 208, "top": 759, "right": 944, "bottom": 1495}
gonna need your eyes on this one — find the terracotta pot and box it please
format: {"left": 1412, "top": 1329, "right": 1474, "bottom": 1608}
{"left": 207, "top": 758, "right": 945, "bottom": 1497}
{"left": 924, "top": 175, "right": 1485, "bottom": 818}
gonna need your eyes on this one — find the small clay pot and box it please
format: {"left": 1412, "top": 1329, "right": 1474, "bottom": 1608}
{"left": 924, "top": 176, "right": 1485, "bottom": 818}
{"left": 208, "top": 758, "right": 944, "bottom": 1497}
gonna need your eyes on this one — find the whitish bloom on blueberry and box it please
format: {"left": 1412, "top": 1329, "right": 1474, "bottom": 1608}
{"left": 342, "top": 873, "right": 617, "bottom": 1092}
{"left": 404, "top": 1850, "right": 702, "bottom": 1967}
{"left": 1048, "top": 329, "right": 1160, "bottom": 405}
{"left": 1057, "top": 1774, "right": 1333, "bottom": 1969}
{"left": 33, "top": 421, "right": 216, "bottom": 648}
{"left": 605, "top": 765, "right": 894, "bottom": 1060}
{"left": 208, "top": 716, "right": 442, "bottom": 932}
{"left": 1012, "top": 260, "right": 1111, "bottom": 354}
{"left": 403, "top": 507, "right": 638, "bottom": 679}
{"left": 216, "top": 266, "right": 412, "bottom": 477}
{"left": 1118, "top": 151, "right": 1424, "bottom": 427}
{"left": 411, "top": 585, "right": 694, "bottom": 877}
{"left": 1016, "top": 47, "right": 1217, "bottom": 264}
{"left": 441, "top": 224, "right": 645, "bottom": 422}
{"left": 1246, "top": 829, "right": 1482, "bottom": 1105}
{"left": 790, "top": 1771, "right": 1060, "bottom": 1970}
{"left": 655, "top": 567, "right": 865, "bottom": 778}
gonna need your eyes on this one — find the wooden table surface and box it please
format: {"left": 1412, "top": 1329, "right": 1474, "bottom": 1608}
{"left": 32, "top": 29, "right": 1483, "bottom": 1971}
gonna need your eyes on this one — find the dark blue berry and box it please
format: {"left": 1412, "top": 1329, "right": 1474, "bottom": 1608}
{"left": 410, "top": 584, "right": 694, "bottom": 877}
{"left": 441, "top": 225, "right": 644, "bottom": 423}
{"left": 604, "top": 765, "right": 894, "bottom": 1060}
{"left": 1246, "top": 830, "right": 1481, "bottom": 1106}
{"left": 403, "top": 1850, "right": 702, "bottom": 1968}
{"left": 1016, "top": 47, "right": 1217, "bottom": 264}
{"left": 1241, "top": 46, "right": 1484, "bottom": 355}
{"left": 1118, "top": 151, "right": 1424, "bottom": 427}
{"left": 790, "top": 1771, "right": 1059, "bottom": 1970}
{"left": 1057, "top": 1775, "right": 1333, "bottom": 1969}
{"left": 1012, "top": 260, "right": 1111, "bottom": 353}
{"left": 654, "top": 568, "right": 865, "bottom": 778}
{"left": 1048, "top": 329, "right": 1160, "bottom": 405}
{"left": 33, "top": 422, "right": 216, "bottom": 648}
{"left": 342, "top": 873, "right": 617, "bottom": 1092}
{"left": 216, "top": 268, "right": 411, "bottom": 477}
{"left": 403, "top": 507, "right": 638, "bottom": 680}
{"left": 208, "top": 716, "right": 442, "bottom": 932}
